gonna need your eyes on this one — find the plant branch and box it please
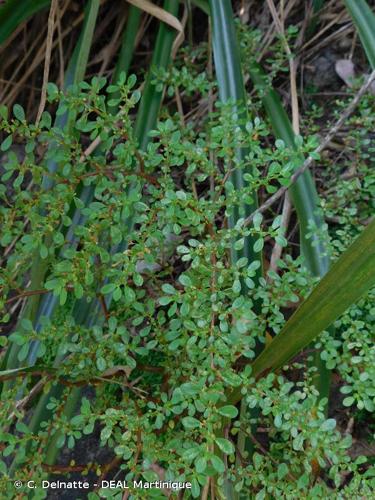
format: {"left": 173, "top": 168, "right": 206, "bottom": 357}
{"left": 244, "top": 69, "right": 375, "bottom": 227}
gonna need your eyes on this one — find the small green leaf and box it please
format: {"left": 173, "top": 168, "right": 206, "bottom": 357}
{"left": 0, "top": 135, "right": 12, "bottom": 151}
{"left": 297, "top": 473, "right": 310, "bottom": 489}
{"left": 0, "top": 104, "right": 8, "bottom": 120}
{"left": 343, "top": 396, "right": 355, "bottom": 407}
{"left": 211, "top": 455, "right": 225, "bottom": 473}
{"left": 53, "top": 232, "right": 65, "bottom": 245}
{"left": 16, "top": 422, "right": 30, "bottom": 434}
{"left": 142, "top": 470, "right": 158, "bottom": 482}
{"left": 253, "top": 238, "right": 264, "bottom": 252}
{"left": 13, "top": 103, "right": 25, "bottom": 121}
{"left": 182, "top": 416, "right": 200, "bottom": 429}
{"left": 182, "top": 447, "right": 200, "bottom": 461}
{"left": 215, "top": 437, "right": 235, "bottom": 455}
{"left": 178, "top": 274, "right": 192, "bottom": 287}
{"left": 321, "top": 418, "right": 336, "bottom": 432}
{"left": 74, "top": 283, "right": 84, "bottom": 299}
{"left": 45, "top": 279, "right": 60, "bottom": 291}
{"left": 162, "top": 283, "right": 176, "bottom": 294}
{"left": 21, "top": 319, "right": 33, "bottom": 332}
{"left": 218, "top": 405, "right": 238, "bottom": 419}
{"left": 56, "top": 434, "right": 66, "bottom": 449}
{"left": 17, "top": 343, "right": 30, "bottom": 362}
{"left": 101, "top": 283, "right": 116, "bottom": 295}
{"left": 234, "top": 238, "right": 244, "bottom": 251}
{"left": 191, "top": 478, "right": 200, "bottom": 498}
{"left": 195, "top": 456, "right": 207, "bottom": 473}
{"left": 47, "top": 82, "right": 59, "bottom": 98}
{"left": 277, "top": 463, "right": 288, "bottom": 480}
{"left": 100, "top": 426, "right": 112, "bottom": 442}
{"left": 113, "top": 287, "right": 122, "bottom": 302}
{"left": 236, "top": 257, "right": 248, "bottom": 268}
{"left": 159, "top": 296, "right": 173, "bottom": 306}
{"left": 232, "top": 279, "right": 241, "bottom": 294}
{"left": 96, "top": 357, "right": 107, "bottom": 372}
{"left": 133, "top": 273, "right": 144, "bottom": 286}
{"left": 39, "top": 245, "right": 48, "bottom": 259}
{"left": 59, "top": 288, "right": 67, "bottom": 306}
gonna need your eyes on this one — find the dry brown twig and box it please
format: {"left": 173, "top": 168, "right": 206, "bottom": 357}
{"left": 2, "top": 0, "right": 91, "bottom": 107}
{"left": 304, "top": 23, "right": 353, "bottom": 60}
{"left": 0, "top": 27, "right": 46, "bottom": 102}
{"left": 3, "top": 13, "right": 84, "bottom": 107}
{"left": 301, "top": 6, "right": 347, "bottom": 52}
{"left": 172, "top": 1, "right": 187, "bottom": 58}
{"left": 126, "top": 0, "right": 183, "bottom": 33}
{"left": 258, "top": 0, "right": 299, "bottom": 61}
{"left": 265, "top": 0, "right": 296, "bottom": 271}
{"left": 243, "top": 69, "right": 375, "bottom": 227}
{"left": 56, "top": 0, "right": 66, "bottom": 87}
{"left": 36, "top": 0, "right": 58, "bottom": 125}
{"left": 265, "top": 0, "right": 300, "bottom": 132}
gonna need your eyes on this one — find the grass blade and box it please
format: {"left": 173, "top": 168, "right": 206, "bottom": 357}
{"left": 64, "top": 0, "right": 100, "bottom": 88}
{"left": 344, "top": 0, "right": 375, "bottom": 69}
{"left": 188, "top": 0, "right": 209, "bottom": 15}
{"left": 134, "top": 0, "right": 180, "bottom": 149}
{"left": 209, "top": 0, "right": 260, "bottom": 265}
{"left": 0, "top": 0, "right": 51, "bottom": 46}
{"left": 113, "top": 6, "right": 142, "bottom": 83}
{"left": 313, "top": 0, "right": 324, "bottom": 11}
{"left": 249, "top": 63, "right": 330, "bottom": 277}
{"left": 248, "top": 62, "right": 332, "bottom": 401}
{"left": 209, "top": 0, "right": 262, "bottom": 489}
{"left": 309, "top": 0, "right": 325, "bottom": 34}
{"left": 228, "top": 218, "right": 375, "bottom": 404}
{"left": 251, "top": 219, "right": 375, "bottom": 379}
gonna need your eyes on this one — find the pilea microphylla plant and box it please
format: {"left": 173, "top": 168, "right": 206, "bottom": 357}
{"left": 0, "top": 0, "right": 375, "bottom": 499}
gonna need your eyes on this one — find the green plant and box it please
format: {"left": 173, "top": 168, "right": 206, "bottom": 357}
{"left": 1, "top": 1, "right": 375, "bottom": 499}
{"left": 1, "top": 69, "right": 374, "bottom": 498}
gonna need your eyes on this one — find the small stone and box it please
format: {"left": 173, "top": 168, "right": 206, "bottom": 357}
{"left": 335, "top": 59, "right": 356, "bottom": 87}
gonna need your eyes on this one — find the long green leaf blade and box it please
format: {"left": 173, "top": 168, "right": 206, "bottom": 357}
{"left": 249, "top": 63, "right": 329, "bottom": 278}
{"left": 0, "top": 0, "right": 51, "bottom": 46}
{"left": 228, "top": 219, "right": 375, "bottom": 400}
{"left": 113, "top": 6, "right": 142, "bottom": 83}
{"left": 209, "top": 0, "right": 260, "bottom": 266}
{"left": 249, "top": 63, "right": 332, "bottom": 400}
{"left": 344, "top": 0, "right": 375, "bottom": 69}
{"left": 64, "top": 0, "right": 100, "bottom": 88}
{"left": 134, "top": 0, "right": 180, "bottom": 149}
{"left": 189, "top": 0, "right": 209, "bottom": 15}
{"left": 209, "top": 0, "right": 262, "bottom": 485}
